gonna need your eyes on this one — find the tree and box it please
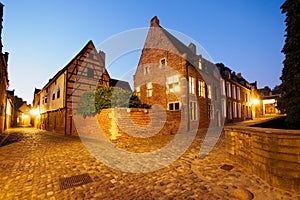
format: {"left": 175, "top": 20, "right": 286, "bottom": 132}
{"left": 78, "top": 85, "right": 142, "bottom": 116}
{"left": 277, "top": 0, "right": 300, "bottom": 129}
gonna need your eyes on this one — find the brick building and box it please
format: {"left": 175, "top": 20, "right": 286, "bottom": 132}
{"left": 217, "top": 63, "right": 260, "bottom": 122}
{"left": 134, "top": 16, "right": 259, "bottom": 130}
{"left": 134, "top": 16, "right": 222, "bottom": 131}
{"left": 33, "top": 40, "right": 110, "bottom": 135}
{"left": 0, "top": 3, "right": 9, "bottom": 133}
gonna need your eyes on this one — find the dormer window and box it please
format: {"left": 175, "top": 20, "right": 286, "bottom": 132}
{"left": 160, "top": 58, "right": 166, "bottom": 69}
{"left": 198, "top": 58, "right": 202, "bottom": 70}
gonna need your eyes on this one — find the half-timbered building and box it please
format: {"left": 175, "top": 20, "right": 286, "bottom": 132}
{"left": 36, "top": 40, "right": 110, "bottom": 135}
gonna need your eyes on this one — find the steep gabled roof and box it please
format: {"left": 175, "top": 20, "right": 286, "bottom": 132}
{"left": 40, "top": 40, "right": 100, "bottom": 91}
{"left": 146, "top": 16, "right": 196, "bottom": 61}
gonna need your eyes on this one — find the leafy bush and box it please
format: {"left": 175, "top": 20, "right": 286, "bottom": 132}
{"left": 78, "top": 85, "right": 142, "bottom": 115}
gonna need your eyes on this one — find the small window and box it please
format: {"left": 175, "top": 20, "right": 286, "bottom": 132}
{"left": 52, "top": 88, "right": 56, "bottom": 100}
{"left": 167, "top": 75, "right": 180, "bottom": 92}
{"left": 207, "top": 85, "right": 212, "bottom": 99}
{"left": 144, "top": 65, "right": 150, "bottom": 75}
{"left": 160, "top": 58, "right": 166, "bottom": 68}
{"left": 208, "top": 104, "right": 214, "bottom": 119}
{"left": 87, "top": 68, "right": 94, "bottom": 78}
{"left": 44, "top": 94, "right": 48, "bottom": 104}
{"left": 135, "top": 86, "right": 140, "bottom": 98}
{"left": 198, "top": 58, "right": 202, "bottom": 70}
{"left": 57, "top": 85, "right": 61, "bottom": 99}
{"left": 190, "top": 101, "right": 197, "bottom": 120}
{"left": 147, "top": 82, "right": 152, "bottom": 97}
{"left": 168, "top": 102, "right": 180, "bottom": 111}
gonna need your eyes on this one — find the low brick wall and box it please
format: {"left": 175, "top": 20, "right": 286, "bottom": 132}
{"left": 74, "top": 108, "right": 181, "bottom": 140}
{"left": 224, "top": 126, "right": 300, "bottom": 193}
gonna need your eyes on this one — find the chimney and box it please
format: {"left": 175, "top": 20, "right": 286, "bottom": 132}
{"left": 188, "top": 43, "right": 196, "bottom": 54}
{"left": 98, "top": 50, "right": 105, "bottom": 66}
{"left": 150, "top": 16, "right": 160, "bottom": 27}
{"left": 4, "top": 52, "right": 8, "bottom": 63}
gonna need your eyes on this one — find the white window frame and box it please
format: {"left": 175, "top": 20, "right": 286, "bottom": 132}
{"left": 189, "top": 76, "right": 195, "bottom": 94}
{"left": 207, "top": 85, "right": 212, "bottom": 99}
{"left": 198, "top": 80, "right": 205, "bottom": 97}
{"left": 233, "top": 102, "right": 237, "bottom": 118}
{"left": 147, "top": 82, "right": 152, "bottom": 97}
{"left": 168, "top": 102, "right": 180, "bottom": 111}
{"left": 160, "top": 58, "right": 166, "bottom": 69}
{"left": 190, "top": 101, "right": 197, "bottom": 121}
{"left": 227, "top": 82, "right": 231, "bottom": 97}
{"left": 237, "top": 87, "right": 240, "bottom": 100}
{"left": 167, "top": 75, "right": 180, "bottom": 93}
{"left": 232, "top": 85, "right": 236, "bottom": 99}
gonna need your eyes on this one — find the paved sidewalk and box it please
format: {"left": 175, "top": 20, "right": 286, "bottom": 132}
{"left": 0, "top": 127, "right": 298, "bottom": 199}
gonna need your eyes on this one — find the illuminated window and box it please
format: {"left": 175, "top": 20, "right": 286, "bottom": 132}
{"left": 189, "top": 76, "right": 195, "bottom": 94}
{"left": 135, "top": 86, "right": 140, "bottom": 98}
{"left": 198, "top": 58, "right": 202, "bottom": 70}
{"left": 147, "top": 82, "right": 152, "bottom": 97}
{"left": 198, "top": 80, "right": 205, "bottom": 97}
{"left": 190, "top": 101, "right": 197, "bottom": 120}
{"left": 168, "top": 102, "right": 180, "bottom": 111}
{"left": 207, "top": 85, "right": 212, "bottom": 99}
{"left": 160, "top": 58, "right": 166, "bottom": 68}
{"left": 167, "top": 75, "right": 180, "bottom": 92}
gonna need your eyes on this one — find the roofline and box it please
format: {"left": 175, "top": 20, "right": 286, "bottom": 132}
{"left": 40, "top": 40, "right": 95, "bottom": 92}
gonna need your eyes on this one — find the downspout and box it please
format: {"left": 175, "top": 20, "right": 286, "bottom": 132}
{"left": 183, "top": 53, "right": 190, "bottom": 132}
{"left": 64, "top": 70, "right": 67, "bottom": 136}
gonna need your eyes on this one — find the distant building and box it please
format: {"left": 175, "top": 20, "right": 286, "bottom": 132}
{"left": 0, "top": 3, "right": 9, "bottom": 133}
{"left": 217, "top": 63, "right": 261, "bottom": 122}
{"left": 17, "top": 102, "right": 31, "bottom": 126}
{"left": 5, "top": 90, "right": 14, "bottom": 129}
{"left": 258, "top": 86, "right": 281, "bottom": 115}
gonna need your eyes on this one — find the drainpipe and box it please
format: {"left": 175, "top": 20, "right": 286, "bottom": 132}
{"left": 183, "top": 53, "right": 190, "bottom": 132}
{"left": 64, "top": 71, "right": 67, "bottom": 136}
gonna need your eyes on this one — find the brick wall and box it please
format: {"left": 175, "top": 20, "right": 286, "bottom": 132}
{"left": 225, "top": 126, "right": 300, "bottom": 193}
{"left": 73, "top": 108, "right": 182, "bottom": 142}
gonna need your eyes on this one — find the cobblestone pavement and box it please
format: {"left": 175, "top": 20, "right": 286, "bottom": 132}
{"left": 0, "top": 127, "right": 299, "bottom": 200}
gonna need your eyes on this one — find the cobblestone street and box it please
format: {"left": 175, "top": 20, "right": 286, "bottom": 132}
{"left": 0, "top": 127, "right": 298, "bottom": 200}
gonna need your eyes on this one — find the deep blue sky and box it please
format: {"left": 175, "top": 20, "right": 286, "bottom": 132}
{"left": 1, "top": 0, "right": 286, "bottom": 103}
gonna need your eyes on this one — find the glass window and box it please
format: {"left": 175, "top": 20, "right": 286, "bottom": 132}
{"left": 160, "top": 59, "right": 166, "bottom": 68}
{"left": 147, "top": 82, "right": 152, "bottom": 97}
{"left": 167, "top": 75, "right": 180, "bottom": 92}
{"left": 207, "top": 85, "right": 212, "bottom": 99}
{"left": 190, "top": 101, "right": 197, "bottom": 120}
{"left": 87, "top": 68, "right": 94, "bottom": 78}
{"left": 189, "top": 76, "right": 195, "bottom": 94}
{"left": 198, "top": 80, "right": 205, "bottom": 97}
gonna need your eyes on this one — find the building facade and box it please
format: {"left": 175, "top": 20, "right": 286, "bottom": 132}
{"left": 134, "top": 17, "right": 259, "bottom": 131}
{"left": 0, "top": 3, "right": 9, "bottom": 133}
{"left": 134, "top": 16, "right": 223, "bottom": 131}
{"left": 34, "top": 40, "right": 111, "bottom": 135}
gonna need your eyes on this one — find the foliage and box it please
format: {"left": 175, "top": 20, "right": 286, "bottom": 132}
{"left": 277, "top": 0, "right": 300, "bottom": 129}
{"left": 78, "top": 85, "right": 142, "bottom": 115}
